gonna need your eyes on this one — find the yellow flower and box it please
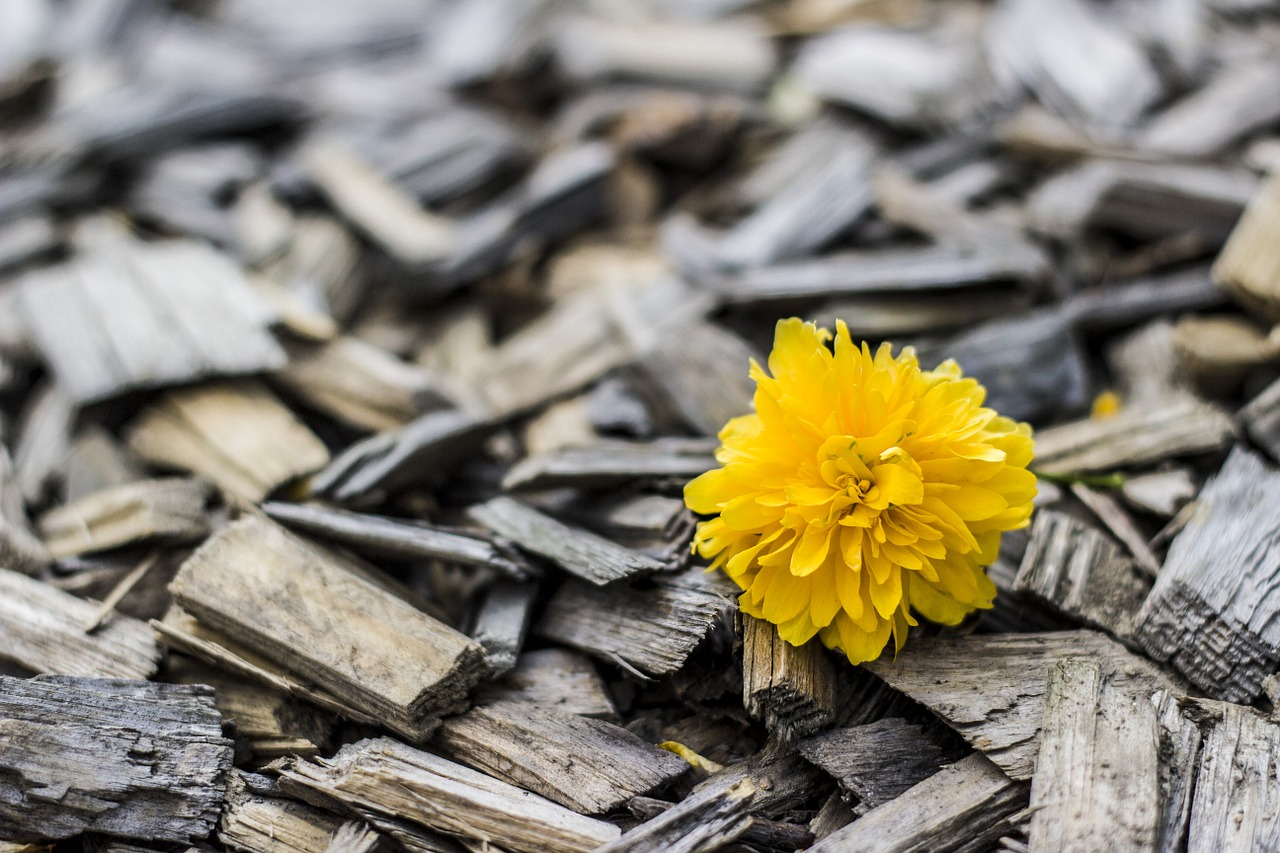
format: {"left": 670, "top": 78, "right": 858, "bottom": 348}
{"left": 685, "top": 319, "right": 1036, "bottom": 665}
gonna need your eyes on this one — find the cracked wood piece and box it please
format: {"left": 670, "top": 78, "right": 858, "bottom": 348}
{"left": 742, "top": 615, "right": 837, "bottom": 741}
{"left": 1240, "top": 375, "right": 1280, "bottom": 465}
{"left": 1213, "top": 170, "right": 1280, "bottom": 323}
{"left": 1182, "top": 699, "right": 1280, "bottom": 851}
{"left": 125, "top": 380, "right": 330, "bottom": 502}
{"left": 808, "top": 753, "right": 1028, "bottom": 853}
{"left": 325, "top": 822, "right": 380, "bottom": 853}
{"left": 469, "top": 496, "right": 664, "bottom": 585}
{"left": 534, "top": 565, "right": 737, "bottom": 677}
{"left": 1136, "top": 447, "right": 1280, "bottom": 703}
{"left": 311, "top": 409, "right": 494, "bottom": 505}
{"left": 263, "top": 501, "right": 531, "bottom": 579}
{"left": 15, "top": 239, "right": 285, "bottom": 403}
{"left": 864, "top": 631, "right": 1181, "bottom": 780}
{"left": 169, "top": 515, "right": 485, "bottom": 741}
{"left": 1033, "top": 395, "right": 1235, "bottom": 475}
{"left": 476, "top": 648, "right": 618, "bottom": 720}
{"left": 469, "top": 581, "right": 536, "bottom": 676}
{"left": 1028, "top": 660, "right": 1161, "bottom": 853}
{"left": 0, "top": 568, "right": 160, "bottom": 679}
{"left": 797, "top": 718, "right": 970, "bottom": 815}
{"left": 277, "top": 737, "right": 621, "bottom": 853}
{"left": 1013, "top": 509, "right": 1152, "bottom": 638}
{"left": 502, "top": 438, "right": 717, "bottom": 492}
{"left": 219, "top": 771, "right": 349, "bottom": 853}
{"left": 0, "top": 675, "right": 233, "bottom": 843}
{"left": 272, "top": 336, "right": 455, "bottom": 432}
{"left": 0, "top": 445, "right": 50, "bottom": 575}
{"left": 436, "top": 699, "right": 688, "bottom": 814}
{"left": 631, "top": 319, "right": 758, "bottom": 436}
{"left": 37, "top": 477, "right": 212, "bottom": 558}
{"left": 1069, "top": 483, "right": 1162, "bottom": 577}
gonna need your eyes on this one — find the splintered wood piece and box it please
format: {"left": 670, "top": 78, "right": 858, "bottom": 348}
{"left": 435, "top": 699, "right": 688, "bottom": 814}
{"left": 0, "top": 675, "right": 232, "bottom": 843}
{"left": 16, "top": 239, "right": 285, "bottom": 403}
{"left": 262, "top": 501, "right": 532, "bottom": 579}
{"left": 273, "top": 336, "right": 455, "bottom": 432}
{"left": 807, "top": 753, "right": 1028, "bottom": 853}
{"left": 797, "top": 718, "right": 970, "bottom": 815}
{"left": 1241, "top": 376, "right": 1280, "bottom": 465}
{"left": 477, "top": 648, "right": 618, "bottom": 720}
{"left": 1120, "top": 468, "right": 1196, "bottom": 520}
{"left": 325, "top": 822, "right": 381, "bottom": 853}
{"left": 125, "top": 380, "right": 330, "bottom": 502}
{"left": 502, "top": 438, "right": 717, "bottom": 492}
{"left": 469, "top": 496, "right": 665, "bottom": 585}
{"left": 1033, "top": 395, "right": 1235, "bottom": 475}
{"left": 169, "top": 515, "right": 485, "bottom": 740}
{"left": 1013, "top": 509, "right": 1152, "bottom": 638}
{"left": 0, "top": 445, "right": 51, "bottom": 575}
{"left": 469, "top": 580, "right": 536, "bottom": 676}
{"left": 311, "top": 409, "right": 494, "bottom": 504}
{"left": 1213, "top": 169, "right": 1280, "bottom": 323}
{"left": 742, "top": 615, "right": 838, "bottom": 741}
{"left": 38, "top": 477, "right": 212, "bottom": 558}
{"left": 277, "top": 737, "right": 621, "bottom": 853}
{"left": 13, "top": 380, "right": 74, "bottom": 505}
{"left": 1136, "top": 448, "right": 1280, "bottom": 703}
{"left": 1068, "top": 484, "right": 1163, "bottom": 578}
{"left": 863, "top": 631, "right": 1181, "bottom": 780}
{"left": 0, "top": 568, "right": 160, "bottom": 679}
{"left": 534, "top": 566, "right": 737, "bottom": 677}
{"left": 219, "top": 771, "right": 350, "bottom": 853}
{"left": 1028, "top": 660, "right": 1161, "bottom": 853}
{"left": 1181, "top": 700, "right": 1280, "bottom": 851}
{"left": 303, "top": 142, "right": 456, "bottom": 266}
{"left": 632, "top": 320, "right": 758, "bottom": 436}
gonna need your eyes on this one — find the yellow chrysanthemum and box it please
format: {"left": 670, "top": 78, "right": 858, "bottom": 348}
{"left": 685, "top": 318, "right": 1036, "bottom": 665}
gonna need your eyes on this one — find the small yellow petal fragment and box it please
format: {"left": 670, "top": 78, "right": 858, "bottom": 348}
{"left": 659, "top": 741, "right": 725, "bottom": 774}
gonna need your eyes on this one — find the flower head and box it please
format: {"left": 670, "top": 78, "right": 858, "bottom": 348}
{"left": 685, "top": 319, "right": 1036, "bottom": 664}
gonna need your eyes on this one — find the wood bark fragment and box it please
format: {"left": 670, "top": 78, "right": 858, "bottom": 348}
{"left": 742, "top": 615, "right": 837, "bottom": 741}
{"left": 1136, "top": 447, "right": 1280, "bottom": 703}
{"left": 277, "top": 736, "right": 622, "bottom": 853}
{"left": 169, "top": 514, "right": 486, "bottom": 740}
{"left": 1068, "top": 483, "right": 1162, "bottom": 577}
{"left": 37, "top": 477, "right": 212, "bottom": 558}
{"left": 125, "top": 380, "right": 330, "bottom": 502}
{"left": 468, "top": 496, "right": 665, "bottom": 585}
{"left": 1027, "top": 659, "right": 1161, "bottom": 853}
{"left": 0, "top": 568, "right": 160, "bottom": 679}
{"left": 435, "top": 699, "right": 688, "bottom": 814}
{"left": 0, "top": 674, "right": 232, "bottom": 843}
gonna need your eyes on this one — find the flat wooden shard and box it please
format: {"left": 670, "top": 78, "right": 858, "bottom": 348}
{"left": 502, "top": 437, "right": 717, "bottom": 492}
{"left": 631, "top": 319, "right": 758, "bottom": 436}
{"left": 219, "top": 771, "right": 351, "bottom": 853}
{"left": 534, "top": 565, "right": 738, "bottom": 677}
{"left": 125, "top": 380, "right": 330, "bottom": 502}
{"left": 1012, "top": 509, "right": 1152, "bottom": 638}
{"left": 863, "top": 631, "right": 1181, "bottom": 780}
{"left": 1240, "top": 374, "right": 1280, "bottom": 465}
{"left": 807, "top": 753, "right": 1028, "bottom": 853}
{"left": 0, "top": 675, "right": 233, "bottom": 843}
{"left": 469, "top": 580, "right": 537, "bottom": 676}
{"left": 169, "top": 515, "right": 486, "bottom": 740}
{"left": 798, "top": 718, "right": 970, "bottom": 815}
{"left": 1136, "top": 447, "right": 1280, "bottom": 703}
{"left": 1213, "top": 170, "right": 1280, "bottom": 323}
{"left": 469, "top": 496, "right": 665, "bottom": 585}
{"left": 15, "top": 238, "right": 285, "bottom": 403}
{"left": 1028, "top": 660, "right": 1161, "bottom": 853}
{"left": 742, "top": 614, "right": 838, "bottom": 741}
{"left": 277, "top": 737, "right": 621, "bottom": 853}
{"left": 476, "top": 648, "right": 618, "bottom": 720}
{"left": 37, "top": 477, "right": 212, "bottom": 558}
{"left": 435, "top": 699, "right": 688, "bottom": 813}
{"left": 0, "top": 445, "right": 51, "bottom": 575}
{"left": 0, "top": 568, "right": 160, "bottom": 679}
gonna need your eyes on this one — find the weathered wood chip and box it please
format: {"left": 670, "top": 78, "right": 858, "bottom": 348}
{"left": 38, "top": 477, "right": 212, "bottom": 558}
{"left": 476, "top": 648, "right": 618, "bottom": 720}
{"left": 502, "top": 438, "right": 717, "bottom": 492}
{"left": 1136, "top": 447, "right": 1280, "bottom": 703}
{"left": 1028, "top": 659, "right": 1162, "bottom": 853}
{"left": 0, "top": 445, "right": 50, "bottom": 575}
{"left": 219, "top": 771, "right": 349, "bottom": 853}
{"left": 0, "top": 568, "right": 160, "bottom": 679}
{"left": 0, "top": 675, "right": 232, "bottom": 842}
{"left": 1240, "top": 375, "right": 1280, "bottom": 465}
{"left": 436, "top": 698, "right": 688, "bottom": 813}
{"left": 277, "top": 736, "right": 621, "bottom": 853}
{"left": 169, "top": 515, "right": 486, "bottom": 740}
{"left": 469, "top": 496, "right": 666, "bottom": 585}
{"left": 742, "top": 615, "right": 837, "bottom": 742}
{"left": 125, "top": 380, "right": 330, "bottom": 503}
{"left": 1214, "top": 170, "right": 1280, "bottom": 323}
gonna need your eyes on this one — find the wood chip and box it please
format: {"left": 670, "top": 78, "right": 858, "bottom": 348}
{"left": 1214, "top": 170, "right": 1280, "bottom": 323}
{"left": 502, "top": 438, "right": 717, "bottom": 492}
{"left": 742, "top": 614, "right": 837, "bottom": 741}
{"left": 37, "top": 477, "right": 212, "bottom": 558}
{"left": 219, "top": 771, "right": 349, "bottom": 853}
{"left": 0, "top": 444, "right": 51, "bottom": 575}
{"left": 469, "top": 580, "right": 537, "bottom": 676}
{"left": 476, "top": 648, "right": 618, "bottom": 720}
{"left": 0, "top": 675, "right": 232, "bottom": 842}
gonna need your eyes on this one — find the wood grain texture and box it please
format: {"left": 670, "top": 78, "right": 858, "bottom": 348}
{"left": 38, "top": 477, "right": 211, "bottom": 557}
{"left": 476, "top": 648, "right": 618, "bottom": 719}
{"left": 276, "top": 736, "right": 621, "bottom": 853}
{"left": 0, "top": 445, "right": 50, "bottom": 575}
{"left": 469, "top": 580, "right": 536, "bottom": 675}
{"left": 169, "top": 515, "right": 485, "bottom": 740}
{"left": 742, "top": 615, "right": 837, "bottom": 741}
{"left": 1136, "top": 447, "right": 1280, "bottom": 702}
{"left": 219, "top": 771, "right": 349, "bottom": 853}
{"left": 502, "top": 438, "right": 717, "bottom": 492}
{"left": 436, "top": 699, "right": 687, "bottom": 813}
{"left": 1182, "top": 699, "right": 1280, "bottom": 851}
{"left": 1027, "top": 659, "right": 1161, "bottom": 853}
{"left": 0, "top": 568, "right": 160, "bottom": 679}
{"left": 1213, "top": 170, "right": 1280, "bottom": 322}
{"left": 0, "top": 675, "right": 233, "bottom": 842}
